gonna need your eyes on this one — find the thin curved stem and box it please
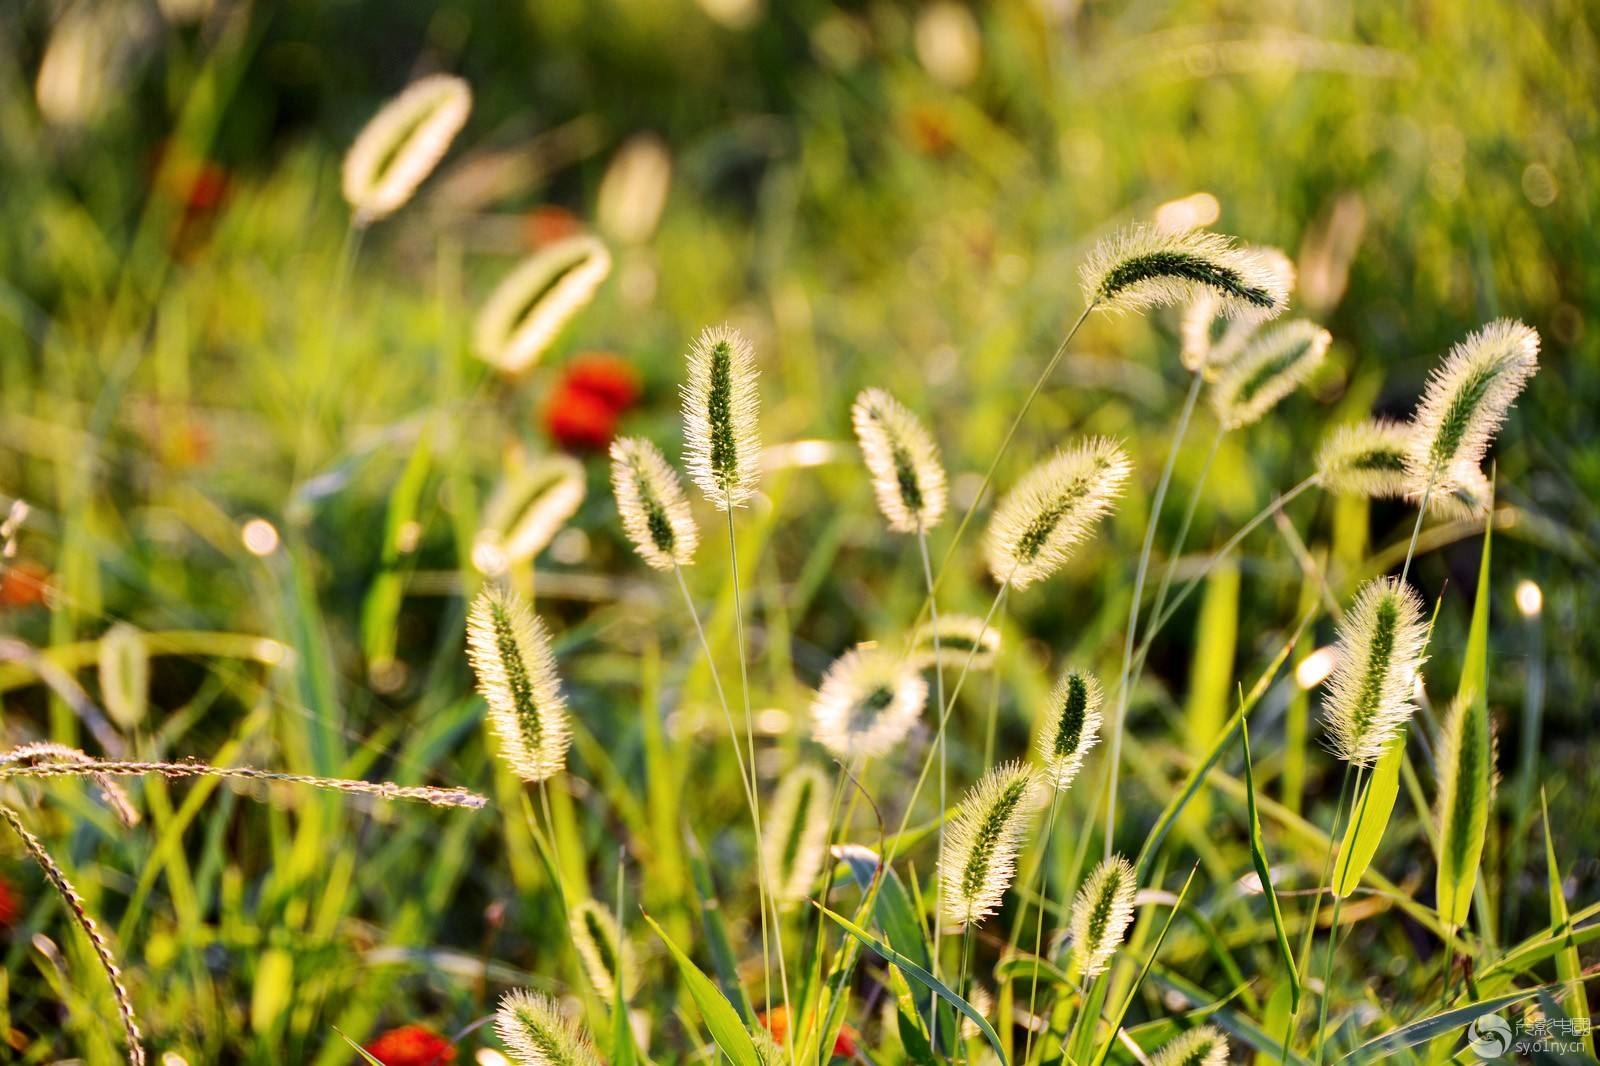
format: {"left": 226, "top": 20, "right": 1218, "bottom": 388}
{"left": 1315, "top": 766, "right": 1368, "bottom": 1065}
{"left": 1146, "top": 423, "right": 1226, "bottom": 636}
{"left": 1282, "top": 766, "right": 1353, "bottom": 1060}
{"left": 917, "top": 522, "right": 950, "bottom": 1046}
{"left": 1104, "top": 370, "right": 1206, "bottom": 855}
{"left": 1022, "top": 791, "right": 1064, "bottom": 1066}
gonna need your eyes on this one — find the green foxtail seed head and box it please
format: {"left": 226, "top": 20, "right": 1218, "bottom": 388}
{"left": 466, "top": 586, "right": 570, "bottom": 782}
{"left": 568, "top": 900, "right": 637, "bottom": 1002}
{"left": 763, "top": 763, "right": 832, "bottom": 908}
{"left": 1180, "top": 247, "right": 1296, "bottom": 374}
{"left": 494, "top": 989, "right": 603, "bottom": 1066}
{"left": 851, "top": 387, "right": 948, "bottom": 533}
{"left": 937, "top": 761, "right": 1041, "bottom": 928}
{"left": 1405, "top": 319, "right": 1539, "bottom": 496}
{"left": 1080, "top": 225, "right": 1290, "bottom": 321}
{"left": 1321, "top": 577, "right": 1428, "bottom": 766}
{"left": 808, "top": 644, "right": 927, "bottom": 761}
{"left": 911, "top": 614, "right": 1000, "bottom": 671}
{"left": 1070, "top": 855, "right": 1138, "bottom": 978}
{"left": 609, "top": 437, "right": 698, "bottom": 570}
{"left": 1151, "top": 1025, "right": 1231, "bottom": 1066}
{"left": 473, "top": 236, "right": 612, "bottom": 374}
{"left": 985, "top": 437, "right": 1131, "bottom": 589}
{"left": 1414, "top": 461, "right": 1493, "bottom": 522}
{"left": 1210, "top": 319, "right": 1331, "bottom": 430}
{"left": 1037, "top": 668, "right": 1103, "bottom": 792}
{"left": 1316, "top": 418, "right": 1413, "bottom": 499}
{"left": 342, "top": 74, "right": 471, "bottom": 224}
{"left": 1435, "top": 686, "right": 1497, "bottom": 929}
{"left": 682, "top": 324, "right": 761, "bottom": 510}
{"left": 98, "top": 622, "right": 149, "bottom": 730}
{"left": 474, "top": 456, "right": 586, "bottom": 575}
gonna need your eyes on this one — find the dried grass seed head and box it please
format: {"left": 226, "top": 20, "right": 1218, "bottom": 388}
{"left": 1321, "top": 577, "right": 1428, "bottom": 766}
{"left": 937, "top": 761, "right": 1042, "bottom": 927}
{"left": 476, "top": 456, "right": 586, "bottom": 574}
{"left": 610, "top": 437, "right": 698, "bottom": 569}
{"left": 466, "top": 586, "right": 570, "bottom": 782}
{"left": 682, "top": 324, "right": 761, "bottom": 510}
{"left": 568, "top": 899, "right": 637, "bottom": 1002}
{"left": 1210, "top": 319, "right": 1331, "bottom": 430}
{"left": 911, "top": 614, "right": 1000, "bottom": 671}
{"left": 342, "top": 74, "right": 471, "bottom": 223}
{"left": 985, "top": 437, "right": 1131, "bottom": 589}
{"left": 851, "top": 387, "right": 948, "bottom": 533}
{"left": 809, "top": 644, "right": 927, "bottom": 761}
{"left": 1080, "top": 225, "right": 1290, "bottom": 321}
{"left": 1179, "top": 247, "right": 1296, "bottom": 374}
{"left": 764, "top": 763, "right": 832, "bottom": 907}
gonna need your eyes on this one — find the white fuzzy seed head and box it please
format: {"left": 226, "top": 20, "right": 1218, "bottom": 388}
{"left": 1080, "top": 225, "right": 1291, "bottom": 321}
{"left": 1210, "top": 319, "right": 1331, "bottom": 430}
{"left": 494, "top": 990, "right": 603, "bottom": 1066}
{"left": 1180, "top": 247, "right": 1296, "bottom": 374}
{"left": 474, "top": 237, "right": 612, "bottom": 374}
{"left": 1321, "top": 577, "right": 1429, "bottom": 767}
{"left": 476, "top": 456, "right": 586, "bottom": 573}
{"left": 1037, "top": 668, "right": 1103, "bottom": 792}
{"left": 1316, "top": 418, "right": 1414, "bottom": 499}
{"left": 1151, "top": 1025, "right": 1231, "bottom": 1066}
{"left": 610, "top": 437, "right": 698, "bottom": 570}
{"left": 682, "top": 324, "right": 762, "bottom": 510}
{"left": 851, "top": 387, "right": 948, "bottom": 533}
{"left": 763, "top": 763, "right": 832, "bottom": 908}
{"left": 568, "top": 900, "right": 637, "bottom": 1003}
{"left": 1405, "top": 318, "right": 1539, "bottom": 495}
{"left": 466, "top": 586, "right": 570, "bottom": 782}
{"left": 808, "top": 644, "right": 927, "bottom": 761}
{"left": 1070, "top": 855, "right": 1138, "bottom": 978}
{"left": 910, "top": 614, "right": 1001, "bottom": 672}
{"left": 1415, "top": 461, "right": 1493, "bottom": 522}
{"left": 985, "top": 437, "right": 1132, "bottom": 589}
{"left": 342, "top": 74, "right": 471, "bottom": 223}
{"left": 937, "top": 761, "right": 1042, "bottom": 928}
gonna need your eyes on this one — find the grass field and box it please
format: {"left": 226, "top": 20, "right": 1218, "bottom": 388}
{"left": 1, "top": 1, "right": 1598, "bottom": 1063}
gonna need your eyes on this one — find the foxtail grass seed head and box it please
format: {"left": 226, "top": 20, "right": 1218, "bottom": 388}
{"left": 568, "top": 900, "right": 637, "bottom": 1002}
{"left": 682, "top": 324, "right": 761, "bottom": 510}
{"left": 1037, "top": 668, "right": 1103, "bottom": 792}
{"left": 1415, "top": 461, "right": 1493, "bottom": 522}
{"left": 764, "top": 764, "right": 832, "bottom": 907}
{"left": 342, "top": 74, "right": 471, "bottom": 224}
{"left": 1435, "top": 687, "right": 1496, "bottom": 929}
{"left": 1210, "top": 319, "right": 1331, "bottom": 430}
{"left": 494, "top": 990, "right": 603, "bottom": 1066}
{"left": 98, "top": 622, "right": 150, "bottom": 730}
{"left": 985, "top": 437, "right": 1131, "bottom": 589}
{"left": 610, "top": 437, "right": 698, "bottom": 570}
{"left": 475, "top": 456, "right": 586, "bottom": 574}
{"left": 937, "top": 761, "right": 1042, "bottom": 927}
{"left": 1316, "top": 418, "right": 1413, "bottom": 499}
{"left": 1070, "top": 855, "right": 1138, "bottom": 979}
{"left": 466, "top": 587, "right": 570, "bottom": 782}
{"left": 1080, "top": 225, "right": 1290, "bottom": 321}
{"left": 851, "top": 387, "right": 948, "bottom": 533}
{"left": 1151, "top": 1025, "right": 1231, "bottom": 1066}
{"left": 1179, "top": 247, "right": 1296, "bottom": 374}
{"left": 1406, "top": 318, "right": 1539, "bottom": 494}
{"left": 911, "top": 614, "right": 1000, "bottom": 671}
{"left": 1322, "top": 577, "right": 1428, "bottom": 766}
{"left": 809, "top": 644, "right": 927, "bottom": 761}
{"left": 474, "top": 236, "right": 612, "bottom": 374}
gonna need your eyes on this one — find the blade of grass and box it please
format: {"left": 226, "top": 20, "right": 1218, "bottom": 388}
{"left": 1242, "top": 721, "right": 1301, "bottom": 1011}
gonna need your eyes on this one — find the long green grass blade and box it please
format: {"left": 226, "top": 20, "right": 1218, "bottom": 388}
{"left": 1090, "top": 865, "right": 1197, "bottom": 1066}
{"left": 1331, "top": 985, "right": 1554, "bottom": 1064}
{"left": 1333, "top": 731, "right": 1404, "bottom": 899}
{"left": 643, "top": 913, "right": 761, "bottom": 1066}
{"left": 1242, "top": 723, "right": 1301, "bottom": 1009}
{"left": 1541, "top": 791, "right": 1594, "bottom": 1056}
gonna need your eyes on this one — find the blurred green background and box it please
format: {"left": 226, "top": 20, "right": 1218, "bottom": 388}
{"left": 1, "top": 0, "right": 1597, "bottom": 1061}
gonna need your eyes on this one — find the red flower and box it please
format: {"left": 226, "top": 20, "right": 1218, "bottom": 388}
{"left": 524, "top": 205, "right": 584, "bottom": 249}
{"left": 0, "top": 876, "right": 19, "bottom": 929}
{"left": 363, "top": 1025, "right": 456, "bottom": 1066}
{"left": 564, "top": 352, "right": 643, "bottom": 410}
{"left": 544, "top": 386, "right": 621, "bottom": 452}
{"left": 0, "top": 562, "right": 50, "bottom": 609}
{"left": 759, "top": 1006, "right": 858, "bottom": 1059}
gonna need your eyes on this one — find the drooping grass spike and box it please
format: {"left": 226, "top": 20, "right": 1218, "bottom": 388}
{"left": 465, "top": 585, "right": 571, "bottom": 782}
{"left": 763, "top": 763, "right": 832, "bottom": 908}
{"left": 1080, "top": 225, "right": 1291, "bottom": 321}
{"left": 851, "top": 387, "right": 948, "bottom": 533}
{"left": 342, "top": 74, "right": 471, "bottom": 224}
{"left": 937, "top": 761, "right": 1042, "bottom": 927}
{"left": 985, "top": 437, "right": 1131, "bottom": 589}
{"left": 474, "top": 236, "right": 612, "bottom": 374}
{"left": 569, "top": 899, "right": 638, "bottom": 1002}
{"left": 610, "top": 436, "right": 699, "bottom": 570}
{"left": 1210, "top": 319, "right": 1331, "bottom": 430}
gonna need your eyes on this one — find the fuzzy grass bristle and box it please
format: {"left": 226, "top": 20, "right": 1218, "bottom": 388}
{"left": 466, "top": 586, "right": 570, "bottom": 782}
{"left": 763, "top": 764, "right": 832, "bottom": 907}
{"left": 473, "top": 236, "right": 612, "bottom": 374}
{"left": 610, "top": 436, "right": 698, "bottom": 570}
{"left": 937, "top": 761, "right": 1041, "bottom": 927}
{"left": 682, "top": 324, "right": 762, "bottom": 510}
{"left": 568, "top": 900, "right": 637, "bottom": 1002}
{"left": 1179, "top": 246, "right": 1295, "bottom": 374}
{"left": 1316, "top": 419, "right": 1413, "bottom": 499}
{"left": 1210, "top": 319, "right": 1331, "bottom": 430}
{"left": 1037, "top": 668, "right": 1103, "bottom": 792}
{"left": 851, "top": 387, "right": 948, "bottom": 533}
{"left": 1080, "top": 225, "right": 1290, "bottom": 321}
{"left": 1321, "top": 577, "right": 1429, "bottom": 767}
{"left": 1415, "top": 461, "right": 1493, "bottom": 522}
{"left": 1070, "top": 855, "right": 1138, "bottom": 978}
{"left": 341, "top": 74, "right": 471, "bottom": 224}
{"left": 494, "top": 989, "right": 603, "bottom": 1066}
{"left": 475, "top": 456, "right": 586, "bottom": 574}
{"left": 911, "top": 614, "right": 1000, "bottom": 671}
{"left": 1151, "top": 1025, "right": 1231, "bottom": 1066}
{"left": 1435, "top": 688, "right": 1496, "bottom": 929}
{"left": 1405, "top": 318, "right": 1539, "bottom": 495}
{"left": 985, "top": 437, "right": 1131, "bottom": 589}
{"left": 809, "top": 644, "right": 927, "bottom": 761}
